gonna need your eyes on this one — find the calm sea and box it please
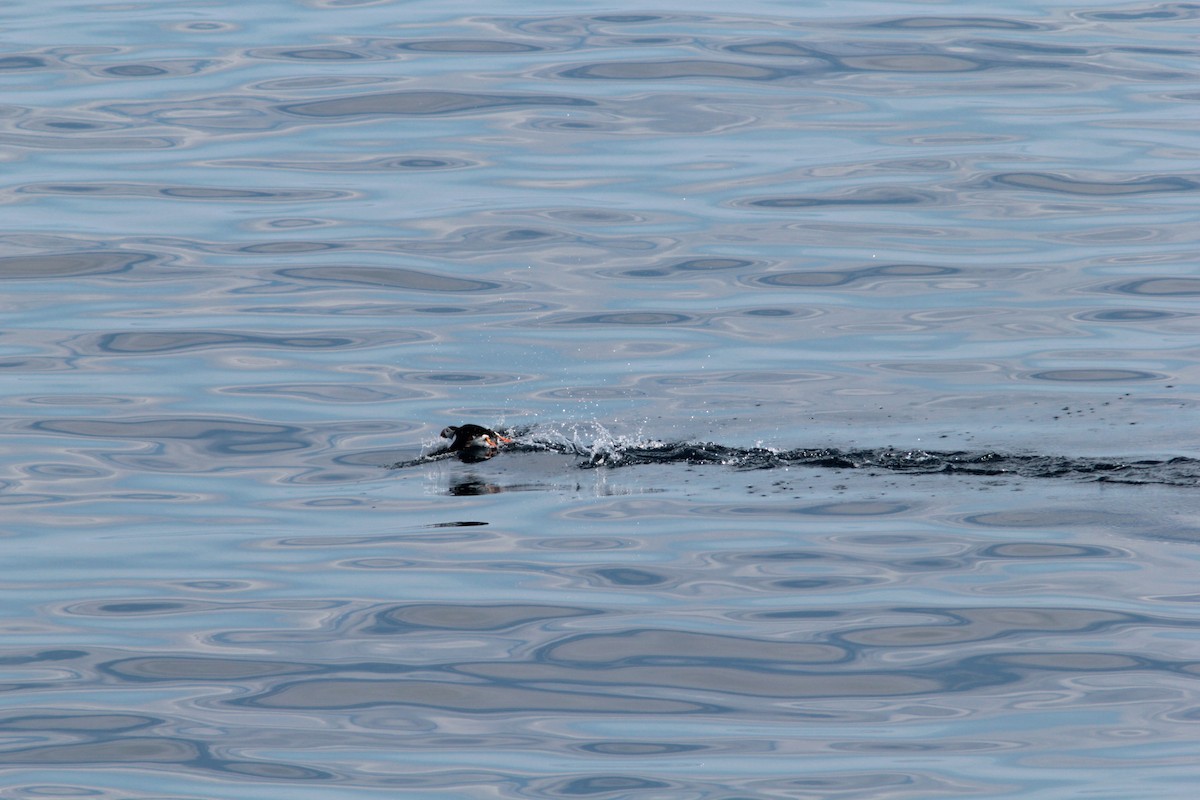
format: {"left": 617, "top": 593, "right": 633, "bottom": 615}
{"left": 3, "top": 1, "right": 1200, "bottom": 797}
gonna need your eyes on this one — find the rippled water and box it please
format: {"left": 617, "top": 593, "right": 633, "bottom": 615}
{"left": 5, "top": 1, "right": 1200, "bottom": 797}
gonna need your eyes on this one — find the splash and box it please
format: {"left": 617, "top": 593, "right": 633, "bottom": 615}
{"left": 390, "top": 422, "right": 1199, "bottom": 487}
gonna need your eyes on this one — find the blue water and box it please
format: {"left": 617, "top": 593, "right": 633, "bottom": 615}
{"left": 4, "top": 1, "right": 1200, "bottom": 797}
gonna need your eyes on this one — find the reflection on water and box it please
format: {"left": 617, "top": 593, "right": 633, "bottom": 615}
{"left": 4, "top": 1, "right": 1200, "bottom": 798}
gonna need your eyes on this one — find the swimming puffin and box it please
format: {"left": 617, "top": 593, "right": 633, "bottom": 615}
{"left": 438, "top": 424, "right": 512, "bottom": 462}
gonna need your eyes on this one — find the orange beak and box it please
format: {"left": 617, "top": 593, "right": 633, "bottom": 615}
{"left": 483, "top": 434, "right": 512, "bottom": 448}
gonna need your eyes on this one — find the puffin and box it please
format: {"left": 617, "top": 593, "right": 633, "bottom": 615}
{"left": 438, "top": 424, "right": 512, "bottom": 462}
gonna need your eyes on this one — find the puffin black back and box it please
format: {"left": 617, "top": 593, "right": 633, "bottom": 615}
{"left": 437, "top": 424, "right": 513, "bottom": 462}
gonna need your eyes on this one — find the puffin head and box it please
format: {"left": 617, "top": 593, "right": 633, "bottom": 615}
{"left": 439, "top": 424, "right": 513, "bottom": 461}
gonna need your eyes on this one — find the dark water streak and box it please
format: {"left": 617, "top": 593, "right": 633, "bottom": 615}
{"left": 392, "top": 429, "right": 1200, "bottom": 487}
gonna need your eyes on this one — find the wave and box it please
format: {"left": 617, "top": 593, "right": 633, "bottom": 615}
{"left": 389, "top": 423, "right": 1199, "bottom": 487}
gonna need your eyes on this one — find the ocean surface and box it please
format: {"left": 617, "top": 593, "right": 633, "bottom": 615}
{"left": 3, "top": 0, "right": 1200, "bottom": 797}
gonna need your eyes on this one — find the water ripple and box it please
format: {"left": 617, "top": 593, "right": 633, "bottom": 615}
{"left": 275, "top": 266, "right": 509, "bottom": 292}
{"left": 277, "top": 91, "right": 598, "bottom": 119}
{"left": 738, "top": 187, "right": 940, "bottom": 209}
{"left": 0, "top": 251, "right": 158, "bottom": 278}
{"left": 13, "top": 183, "right": 351, "bottom": 202}
{"left": 985, "top": 172, "right": 1200, "bottom": 195}
{"left": 31, "top": 417, "right": 312, "bottom": 455}
{"left": 214, "top": 155, "right": 481, "bottom": 172}
{"left": 67, "top": 329, "right": 424, "bottom": 355}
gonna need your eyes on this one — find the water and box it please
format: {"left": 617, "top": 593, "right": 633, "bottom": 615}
{"left": 3, "top": 0, "right": 1200, "bottom": 797}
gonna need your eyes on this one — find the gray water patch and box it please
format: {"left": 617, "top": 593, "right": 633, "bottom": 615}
{"left": 0, "top": 251, "right": 157, "bottom": 278}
